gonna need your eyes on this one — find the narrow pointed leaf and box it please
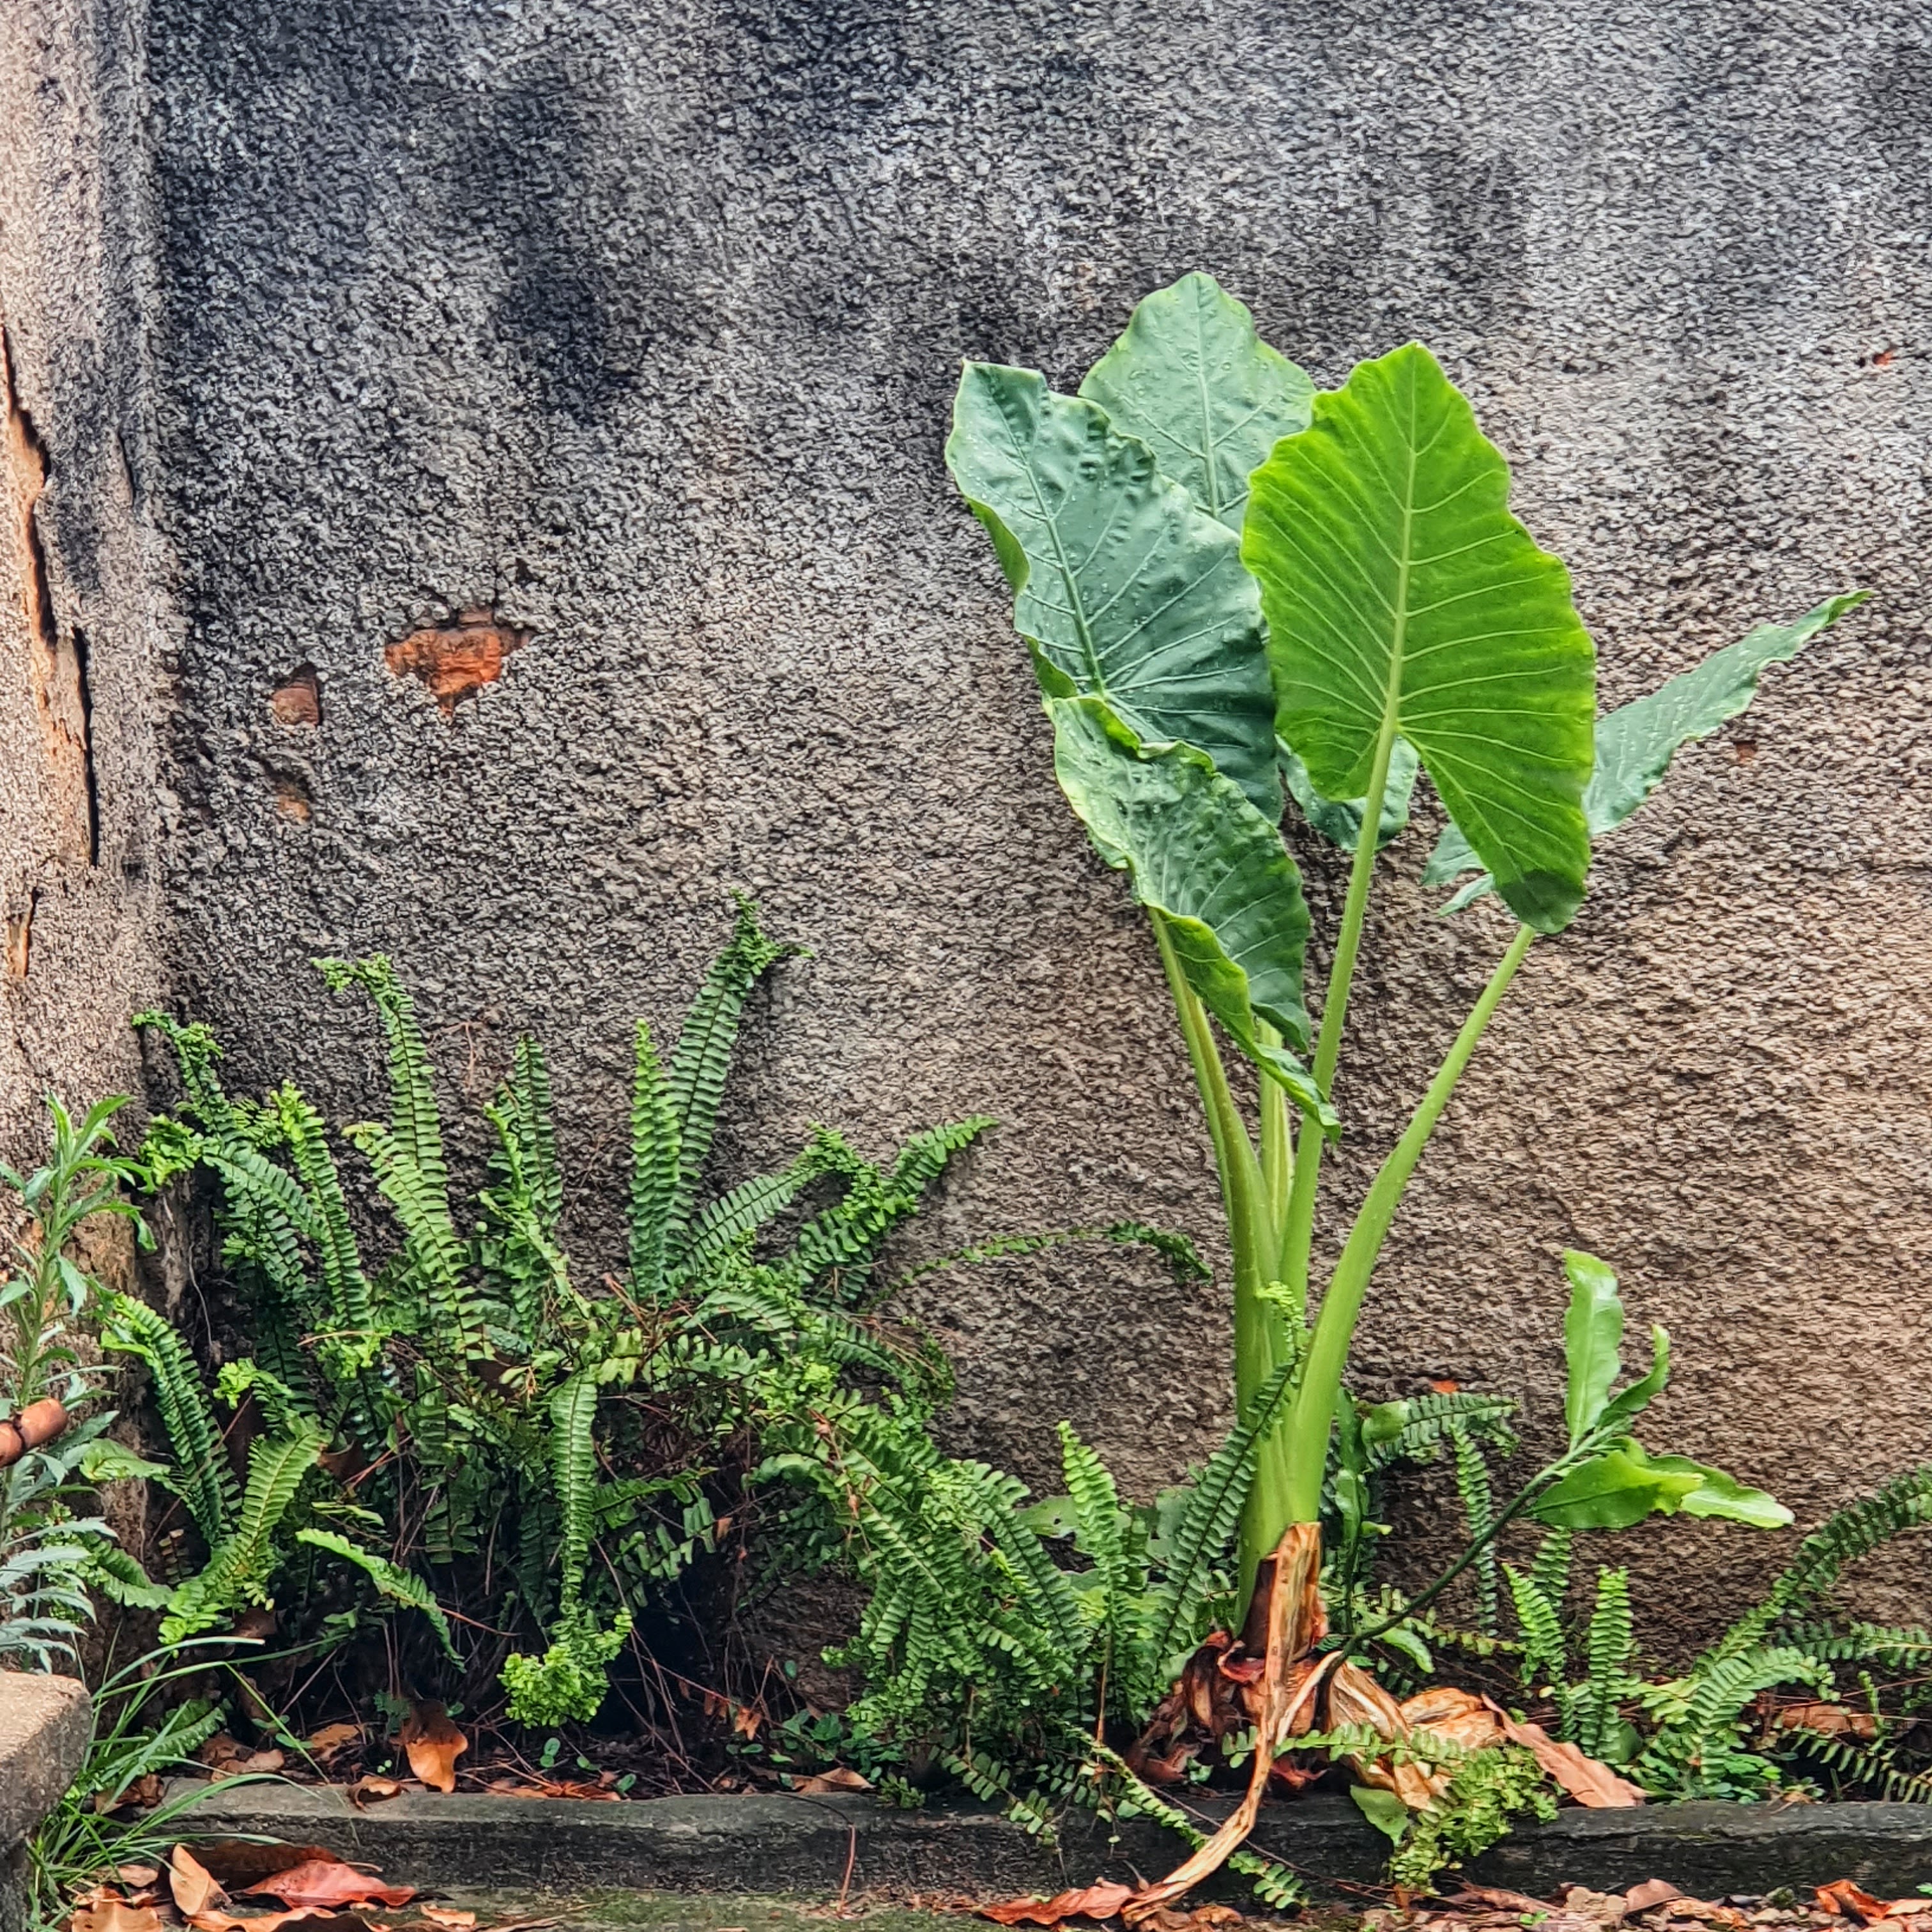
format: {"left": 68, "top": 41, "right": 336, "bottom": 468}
{"left": 1245, "top": 342, "right": 1596, "bottom": 932}
{"left": 1050, "top": 696, "right": 1333, "bottom": 1129}
{"left": 1426, "top": 592, "right": 1867, "bottom": 910}
{"left": 1280, "top": 735, "right": 1421, "bottom": 853}
{"left": 947, "top": 362, "right": 1281, "bottom": 818}
{"left": 1562, "top": 1249, "right": 1624, "bottom": 1448}
{"left": 1599, "top": 1324, "right": 1671, "bottom": 1433}
{"left": 1078, "top": 272, "right": 1313, "bottom": 532}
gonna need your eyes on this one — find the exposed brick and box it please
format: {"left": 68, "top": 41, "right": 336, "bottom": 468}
{"left": 383, "top": 608, "right": 530, "bottom": 715}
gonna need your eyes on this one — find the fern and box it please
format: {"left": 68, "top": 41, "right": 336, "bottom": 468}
{"left": 675, "top": 1160, "right": 816, "bottom": 1278}
{"left": 1361, "top": 1390, "right": 1518, "bottom": 1471}
{"left": 163, "top": 1422, "right": 324, "bottom": 1639}
{"left": 1144, "top": 1358, "right": 1296, "bottom": 1672}
{"left": 1574, "top": 1567, "right": 1634, "bottom": 1757}
{"left": 627, "top": 1020, "right": 681, "bottom": 1300}
{"left": 549, "top": 1374, "right": 599, "bottom": 1619}
{"left": 102, "top": 1293, "right": 238, "bottom": 1545}
{"left": 295, "top": 1528, "right": 457, "bottom": 1658}
{"left": 1505, "top": 1563, "right": 1566, "bottom": 1693}
{"left": 1449, "top": 1427, "right": 1499, "bottom": 1637}
{"left": 1714, "top": 1466, "right": 1932, "bottom": 1660}
{"left": 1637, "top": 1645, "right": 1830, "bottom": 1797}
{"left": 664, "top": 898, "right": 793, "bottom": 1244}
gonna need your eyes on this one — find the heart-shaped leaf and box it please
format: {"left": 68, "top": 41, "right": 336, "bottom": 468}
{"left": 1078, "top": 272, "right": 1312, "bottom": 533}
{"left": 1280, "top": 736, "right": 1422, "bottom": 854}
{"left": 1245, "top": 342, "right": 1597, "bottom": 932}
{"left": 1050, "top": 696, "right": 1333, "bottom": 1130}
{"left": 1426, "top": 592, "right": 1867, "bottom": 911}
{"left": 948, "top": 362, "right": 1280, "bottom": 819}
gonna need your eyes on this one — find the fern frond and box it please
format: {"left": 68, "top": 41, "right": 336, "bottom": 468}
{"left": 1575, "top": 1567, "right": 1634, "bottom": 1756}
{"left": 316, "top": 954, "right": 452, "bottom": 1220}
{"left": 675, "top": 1161, "right": 814, "bottom": 1278}
{"left": 509, "top": 1035, "right": 562, "bottom": 1235}
{"left": 1528, "top": 1526, "right": 1573, "bottom": 1613}
{"left": 295, "top": 1528, "right": 457, "bottom": 1658}
{"left": 627, "top": 1020, "right": 680, "bottom": 1301}
{"left": 1449, "top": 1427, "right": 1499, "bottom": 1637}
{"left": 665, "top": 900, "right": 793, "bottom": 1243}
{"left": 550, "top": 1374, "right": 599, "bottom": 1620}
{"left": 1638, "top": 1645, "right": 1828, "bottom": 1796}
{"left": 345, "top": 1123, "right": 486, "bottom": 1354}
{"left": 215, "top": 1358, "right": 320, "bottom": 1438}
{"left": 163, "top": 1422, "right": 323, "bottom": 1639}
{"left": 272, "top": 1083, "right": 376, "bottom": 1351}
{"left": 1144, "top": 1358, "right": 1297, "bottom": 1671}
{"left": 1505, "top": 1563, "right": 1565, "bottom": 1691}
{"left": 1715, "top": 1468, "right": 1932, "bottom": 1660}
{"left": 1362, "top": 1390, "right": 1519, "bottom": 1471}
{"left": 101, "top": 1294, "right": 238, "bottom": 1545}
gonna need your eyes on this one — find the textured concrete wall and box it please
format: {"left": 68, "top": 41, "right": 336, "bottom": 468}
{"left": 15, "top": 0, "right": 1932, "bottom": 1632}
{"left": 0, "top": 0, "right": 163, "bottom": 1163}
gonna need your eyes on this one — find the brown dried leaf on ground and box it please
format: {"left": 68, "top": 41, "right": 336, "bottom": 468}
{"left": 1443, "top": 1887, "right": 1563, "bottom": 1915}
{"left": 482, "top": 1779, "right": 618, "bottom": 1802}
{"left": 302, "top": 1722, "right": 364, "bottom": 1763}
{"left": 791, "top": 1768, "right": 873, "bottom": 1795}
{"left": 1491, "top": 1708, "right": 1644, "bottom": 1807}
{"left": 70, "top": 1903, "right": 165, "bottom": 1932}
{"left": 979, "top": 1883, "right": 1137, "bottom": 1926}
{"left": 114, "top": 1868, "right": 160, "bottom": 1890}
{"left": 1817, "top": 1885, "right": 1890, "bottom": 1924}
{"left": 347, "top": 1777, "right": 409, "bottom": 1807}
{"left": 1557, "top": 1888, "right": 1630, "bottom": 1926}
{"left": 1132, "top": 1905, "right": 1245, "bottom": 1932}
{"left": 240, "top": 1862, "right": 417, "bottom": 1910}
{"left": 1774, "top": 1703, "right": 1880, "bottom": 1741}
{"left": 417, "top": 1909, "right": 477, "bottom": 1929}
{"left": 169, "top": 1846, "right": 229, "bottom": 1917}
{"left": 192, "top": 1843, "right": 349, "bottom": 1887}
{"left": 1625, "top": 1883, "right": 1685, "bottom": 1913}
{"left": 397, "top": 1702, "right": 467, "bottom": 1793}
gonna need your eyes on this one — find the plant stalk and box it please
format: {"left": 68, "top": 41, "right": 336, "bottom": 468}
{"left": 1151, "top": 916, "right": 1296, "bottom": 1581}
{"left": 1275, "top": 718, "right": 1401, "bottom": 1298}
{"left": 1276, "top": 923, "right": 1538, "bottom": 1523}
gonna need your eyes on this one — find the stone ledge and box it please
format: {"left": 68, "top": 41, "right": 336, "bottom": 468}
{"left": 0, "top": 1673, "right": 91, "bottom": 1852}
{"left": 167, "top": 1782, "right": 1932, "bottom": 1905}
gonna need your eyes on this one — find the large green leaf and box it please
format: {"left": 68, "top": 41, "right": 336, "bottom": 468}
{"left": 1078, "top": 272, "right": 1313, "bottom": 533}
{"left": 1280, "top": 735, "right": 1421, "bottom": 854}
{"left": 948, "top": 362, "right": 1280, "bottom": 819}
{"left": 1425, "top": 593, "right": 1867, "bottom": 912}
{"left": 1531, "top": 1443, "right": 1705, "bottom": 1531}
{"left": 1533, "top": 1439, "right": 1789, "bottom": 1532}
{"left": 1562, "top": 1249, "right": 1624, "bottom": 1448}
{"left": 1245, "top": 342, "right": 1597, "bottom": 933}
{"left": 1050, "top": 696, "right": 1333, "bottom": 1129}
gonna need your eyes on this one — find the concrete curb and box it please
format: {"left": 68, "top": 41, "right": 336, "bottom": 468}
{"left": 1, "top": 1673, "right": 93, "bottom": 1932}
{"left": 167, "top": 1782, "right": 1932, "bottom": 1905}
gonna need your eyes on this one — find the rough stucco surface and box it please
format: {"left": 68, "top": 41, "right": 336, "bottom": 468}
{"left": 8, "top": 0, "right": 1931, "bottom": 1635}
{"left": 0, "top": 0, "right": 162, "bottom": 1165}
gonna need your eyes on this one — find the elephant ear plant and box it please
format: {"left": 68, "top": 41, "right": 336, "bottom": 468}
{"left": 947, "top": 272, "right": 1864, "bottom": 1880}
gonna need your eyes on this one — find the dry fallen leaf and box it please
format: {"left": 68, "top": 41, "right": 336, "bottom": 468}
{"left": 417, "top": 1911, "right": 477, "bottom": 1930}
{"left": 116, "top": 1868, "right": 160, "bottom": 1890}
{"left": 1133, "top": 1908, "right": 1245, "bottom": 1932}
{"left": 72, "top": 1903, "right": 165, "bottom": 1932}
{"left": 169, "top": 1846, "right": 228, "bottom": 1918}
{"left": 397, "top": 1702, "right": 467, "bottom": 1794}
{"left": 303, "top": 1722, "right": 364, "bottom": 1762}
{"left": 1444, "top": 1887, "right": 1561, "bottom": 1915}
{"left": 790, "top": 1768, "right": 873, "bottom": 1795}
{"left": 1818, "top": 1885, "right": 1890, "bottom": 1926}
{"left": 1623, "top": 1883, "right": 1683, "bottom": 1914}
{"left": 347, "top": 1777, "right": 408, "bottom": 1807}
{"left": 240, "top": 1863, "right": 417, "bottom": 1910}
{"left": 1492, "top": 1708, "right": 1644, "bottom": 1807}
{"left": 979, "top": 1884, "right": 1137, "bottom": 1926}
{"left": 1775, "top": 1702, "right": 1880, "bottom": 1741}
{"left": 193, "top": 1844, "right": 349, "bottom": 1889}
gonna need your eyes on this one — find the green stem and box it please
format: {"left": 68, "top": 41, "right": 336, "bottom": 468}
{"left": 1255, "top": 1020, "right": 1292, "bottom": 1262}
{"left": 1279, "top": 922, "right": 1538, "bottom": 1524}
{"left": 1151, "top": 916, "right": 1294, "bottom": 1583}
{"left": 1275, "top": 721, "right": 1400, "bottom": 1294}
{"left": 1347, "top": 1429, "right": 1592, "bottom": 1648}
